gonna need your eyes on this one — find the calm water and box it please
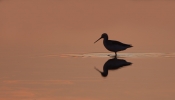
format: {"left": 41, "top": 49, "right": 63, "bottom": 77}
{"left": 1, "top": 1, "right": 175, "bottom": 100}
{"left": 1, "top": 52, "right": 175, "bottom": 100}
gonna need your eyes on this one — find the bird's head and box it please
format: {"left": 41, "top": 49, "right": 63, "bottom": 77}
{"left": 94, "top": 33, "right": 108, "bottom": 43}
{"left": 101, "top": 33, "right": 108, "bottom": 38}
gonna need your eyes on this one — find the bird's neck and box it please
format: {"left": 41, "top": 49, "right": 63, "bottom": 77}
{"left": 103, "top": 37, "right": 108, "bottom": 41}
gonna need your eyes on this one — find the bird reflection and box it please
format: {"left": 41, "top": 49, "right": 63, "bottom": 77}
{"left": 95, "top": 57, "right": 132, "bottom": 77}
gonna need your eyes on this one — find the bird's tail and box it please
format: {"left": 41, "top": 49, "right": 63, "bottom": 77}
{"left": 127, "top": 44, "right": 133, "bottom": 48}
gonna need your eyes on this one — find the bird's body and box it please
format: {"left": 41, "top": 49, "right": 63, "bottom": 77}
{"left": 94, "top": 33, "right": 132, "bottom": 56}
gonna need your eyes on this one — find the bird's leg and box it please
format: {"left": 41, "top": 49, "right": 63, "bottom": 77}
{"left": 115, "top": 52, "right": 117, "bottom": 57}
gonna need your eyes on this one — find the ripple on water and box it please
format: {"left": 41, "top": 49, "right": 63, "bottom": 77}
{"left": 61, "top": 52, "right": 175, "bottom": 58}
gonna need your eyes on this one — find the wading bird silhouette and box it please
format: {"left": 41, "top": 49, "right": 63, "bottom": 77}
{"left": 94, "top": 33, "right": 133, "bottom": 57}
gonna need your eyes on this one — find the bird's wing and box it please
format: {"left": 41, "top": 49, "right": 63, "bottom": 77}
{"left": 110, "top": 40, "right": 132, "bottom": 47}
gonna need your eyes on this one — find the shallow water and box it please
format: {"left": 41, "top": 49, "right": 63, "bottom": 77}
{"left": 1, "top": 53, "right": 175, "bottom": 100}
{"left": 61, "top": 52, "right": 175, "bottom": 58}
{"left": 1, "top": 0, "right": 175, "bottom": 100}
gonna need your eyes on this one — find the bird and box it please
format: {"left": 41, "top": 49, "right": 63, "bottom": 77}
{"left": 94, "top": 57, "right": 132, "bottom": 77}
{"left": 94, "top": 33, "right": 133, "bottom": 56}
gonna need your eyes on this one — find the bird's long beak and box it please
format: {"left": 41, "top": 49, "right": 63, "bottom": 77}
{"left": 94, "top": 67, "right": 102, "bottom": 73}
{"left": 94, "top": 37, "right": 102, "bottom": 43}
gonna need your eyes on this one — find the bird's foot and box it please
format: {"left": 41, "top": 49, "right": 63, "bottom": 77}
{"left": 108, "top": 55, "right": 117, "bottom": 58}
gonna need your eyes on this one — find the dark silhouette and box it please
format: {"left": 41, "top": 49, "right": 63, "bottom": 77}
{"left": 94, "top": 33, "right": 133, "bottom": 56}
{"left": 95, "top": 57, "right": 132, "bottom": 77}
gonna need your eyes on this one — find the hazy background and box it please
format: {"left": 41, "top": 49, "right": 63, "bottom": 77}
{"left": 0, "top": 0, "right": 175, "bottom": 100}
{"left": 1, "top": 0, "right": 175, "bottom": 55}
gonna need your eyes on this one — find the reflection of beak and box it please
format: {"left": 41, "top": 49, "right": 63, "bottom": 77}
{"left": 95, "top": 67, "right": 107, "bottom": 77}
{"left": 94, "top": 37, "right": 102, "bottom": 43}
{"left": 94, "top": 67, "right": 102, "bottom": 73}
